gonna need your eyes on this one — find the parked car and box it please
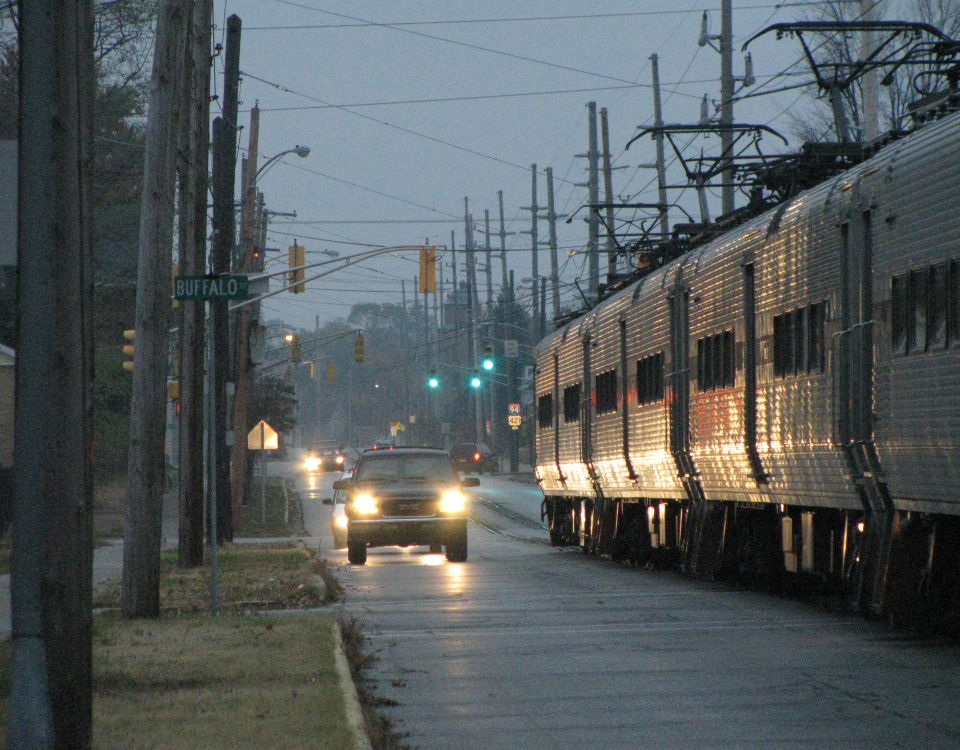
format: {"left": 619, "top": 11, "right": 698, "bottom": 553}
{"left": 333, "top": 447, "right": 479, "bottom": 564}
{"left": 322, "top": 471, "right": 351, "bottom": 549}
{"left": 450, "top": 442, "right": 499, "bottom": 474}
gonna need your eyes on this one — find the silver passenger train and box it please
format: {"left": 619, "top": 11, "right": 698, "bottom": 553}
{"left": 534, "top": 104, "right": 960, "bottom": 629}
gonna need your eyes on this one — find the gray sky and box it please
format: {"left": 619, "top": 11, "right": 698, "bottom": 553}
{"left": 212, "top": 0, "right": 882, "bottom": 330}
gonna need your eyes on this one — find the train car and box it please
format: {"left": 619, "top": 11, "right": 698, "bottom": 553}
{"left": 536, "top": 103, "right": 960, "bottom": 629}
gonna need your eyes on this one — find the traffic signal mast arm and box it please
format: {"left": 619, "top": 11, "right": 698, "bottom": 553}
{"left": 226, "top": 244, "right": 446, "bottom": 313}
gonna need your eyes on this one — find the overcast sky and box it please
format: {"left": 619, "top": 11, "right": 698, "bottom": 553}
{"left": 212, "top": 0, "right": 893, "bottom": 330}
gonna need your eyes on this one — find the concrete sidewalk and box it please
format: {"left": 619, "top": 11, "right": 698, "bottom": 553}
{"left": 0, "top": 490, "right": 179, "bottom": 641}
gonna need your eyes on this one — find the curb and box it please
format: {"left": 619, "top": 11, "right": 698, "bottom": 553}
{"left": 331, "top": 622, "right": 374, "bottom": 750}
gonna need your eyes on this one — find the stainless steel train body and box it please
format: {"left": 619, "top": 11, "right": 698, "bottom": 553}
{"left": 535, "top": 109, "right": 960, "bottom": 626}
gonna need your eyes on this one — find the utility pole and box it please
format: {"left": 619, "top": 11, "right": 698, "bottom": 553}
{"left": 600, "top": 107, "right": 617, "bottom": 280}
{"left": 9, "top": 0, "right": 95, "bottom": 744}
{"left": 230, "top": 102, "right": 259, "bottom": 518}
{"left": 720, "top": 0, "right": 735, "bottom": 215}
{"left": 497, "top": 190, "right": 511, "bottom": 299}
{"left": 464, "top": 199, "right": 479, "bottom": 311}
{"left": 177, "top": 0, "right": 211, "bottom": 568}
{"left": 520, "top": 165, "right": 540, "bottom": 338}
{"left": 545, "top": 168, "right": 561, "bottom": 323}
{"left": 576, "top": 103, "right": 600, "bottom": 299}
{"left": 861, "top": 0, "right": 879, "bottom": 141}
{"left": 483, "top": 209, "right": 493, "bottom": 308}
{"left": 122, "top": 0, "right": 188, "bottom": 619}
{"left": 650, "top": 53, "right": 670, "bottom": 240}
{"left": 209, "top": 14, "right": 241, "bottom": 542}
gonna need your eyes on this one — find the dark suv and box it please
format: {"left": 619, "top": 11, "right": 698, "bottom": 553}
{"left": 333, "top": 447, "right": 478, "bottom": 565}
{"left": 450, "top": 442, "right": 499, "bottom": 474}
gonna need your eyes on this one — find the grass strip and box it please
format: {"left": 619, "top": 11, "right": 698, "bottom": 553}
{"left": 92, "top": 612, "right": 355, "bottom": 750}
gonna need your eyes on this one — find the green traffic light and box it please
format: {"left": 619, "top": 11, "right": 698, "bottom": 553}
{"left": 481, "top": 357, "right": 494, "bottom": 371}
{"left": 427, "top": 375, "right": 440, "bottom": 389}
{"left": 468, "top": 374, "right": 482, "bottom": 389}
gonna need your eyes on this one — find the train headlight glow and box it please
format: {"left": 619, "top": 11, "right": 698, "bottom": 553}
{"left": 439, "top": 489, "right": 467, "bottom": 514}
{"left": 352, "top": 494, "right": 379, "bottom": 515}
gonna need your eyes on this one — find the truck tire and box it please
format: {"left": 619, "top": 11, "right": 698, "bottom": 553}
{"left": 445, "top": 534, "right": 468, "bottom": 562}
{"left": 347, "top": 541, "right": 367, "bottom": 565}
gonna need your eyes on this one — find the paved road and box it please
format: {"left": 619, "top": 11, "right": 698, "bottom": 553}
{"left": 300, "top": 466, "right": 960, "bottom": 749}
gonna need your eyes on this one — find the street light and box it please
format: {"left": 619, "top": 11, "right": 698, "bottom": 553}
{"left": 256, "top": 144, "right": 310, "bottom": 180}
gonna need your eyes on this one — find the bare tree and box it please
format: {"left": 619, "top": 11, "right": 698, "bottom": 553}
{"left": 787, "top": 0, "right": 960, "bottom": 142}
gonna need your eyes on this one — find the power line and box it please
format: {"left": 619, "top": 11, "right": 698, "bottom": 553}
{"left": 268, "top": 1, "right": 699, "bottom": 93}
{"left": 251, "top": 4, "right": 843, "bottom": 31}
{"left": 242, "top": 70, "right": 552, "bottom": 178}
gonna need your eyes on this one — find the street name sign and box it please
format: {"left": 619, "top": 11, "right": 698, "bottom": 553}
{"left": 175, "top": 274, "right": 249, "bottom": 300}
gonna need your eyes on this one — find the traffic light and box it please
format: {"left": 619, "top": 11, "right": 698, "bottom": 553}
{"left": 288, "top": 243, "right": 306, "bottom": 293}
{"left": 251, "top": 246, "right": 265, "bottom": 271}
{"left": 427, "top": 368, "right": 440, "bottom": 389}
{"left": 122, "top": 329, "right": 135, "bottom": 372}
{"left": 468, "top": 370, "right": 482, "bottom": 389}
{"left": 481, "top": 342, "right": 495, "bottom": 371}
{"left": 284, "top": 333, "right": 302, "bottom": 363}
{"left": 354, "top": 332, "right": 365, "bottom": 363}
{"left": 419, "top": 246, "right": 436, "bottom": 293}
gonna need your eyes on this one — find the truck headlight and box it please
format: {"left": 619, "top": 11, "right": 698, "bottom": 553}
{"left": 439, "top": 489, "right": 467, "bottom": 514}
{"left": 352, "top": 493, "right": 378, "bottom": 515}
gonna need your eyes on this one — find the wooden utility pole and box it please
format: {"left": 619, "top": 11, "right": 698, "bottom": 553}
{"left": 9, "top": 1, "right": 95, "bottom": 744}
{"left": 720, "top": 0, "right": 735, "bottom": 215}
{"left": 545, "top": 167, "right": 561, "bottom": 323}
{"left": 600, "top": 107, "right": 617, "bottom": 280}
{"left": 497, "top": 190, "right": 511, "bottom": 299}
{"left": 650, "top": 54, "right": 670, "bottom": 239}
{"left": 210, "top": 14, "right": 241, "bottom": 542}
{"left": 177, "top": 0, "right": 212, "bottom": 568}
{"left": 483, "top": 209, "right": 493, "bottom": 308}
{"left": 230, "top": 103, "right": 260, "bottom": 517}
{"left": 122, "top": 0, "right": 188, "bottom": 619}
{"left": 520, "top": 165, "right": 540, "bottom": 337}
{"left": 577, "top": 103, "right": 600, "bottom": 299}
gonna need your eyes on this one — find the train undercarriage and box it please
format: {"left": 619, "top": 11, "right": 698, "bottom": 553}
{"left": 542, "top": 495, "right": 960, "bottom": 635}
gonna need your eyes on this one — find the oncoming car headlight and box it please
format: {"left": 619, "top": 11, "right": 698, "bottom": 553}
{"left": 333, "top": 514, "right": 348, "bottom": 530}
{"left": 304, "top": 456, "right": 321, "bottom": 472}
{"left": 439, "top": 489, "right": 467, "bottom": 514}
{"left": 351, "top": 493, "right": 379, "bottom": 515}
{"left": 335, "top": 454, "right": 345, "bottom": 465}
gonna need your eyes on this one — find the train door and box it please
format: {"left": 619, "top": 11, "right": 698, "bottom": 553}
{"left": 742, "top": 261, "right": 766, "bottom": 482}
{"left": 836, "top": 210, "right": 894, "bottom": 613}
{"left": 619, "top": 318, "right": 637, "bottom": 481}
{"left": 668, "top": 283, "right": 707, "bottom": 571}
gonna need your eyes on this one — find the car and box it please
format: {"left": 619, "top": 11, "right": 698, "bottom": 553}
{"left": 450, "top": 442, "right": 499, "bottom": 474}
{"left": 303, "top": 441, "right": 347, "bottom": 473}
{"left": 322, "top": 471, "right": 351, "bottom": 549}
{"left": 333, "top": 447, "right": 479, "bottom": 565}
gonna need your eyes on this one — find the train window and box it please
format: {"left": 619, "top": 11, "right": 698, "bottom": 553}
{"left": 537, "top": 394, "right": 553, "bottom": 429}
{"left": 950, "top": 259, "right": 960, "bottom": 346}
{"left": 774, "top": 302, "right": 826, "bottom": 376}
{"left": 808, "top": 302, "right": 825, "bottom": 371}
{"left": 697, "top": 330, "right": 734, "bottom": 391}
{"left": 721, "top": 330, "right": 735, "bottom": 387}
{"left": 637, "top": 352, "right": 664, "bottom": 404}
{"left": 909, "top": 269, "right": 928, "bottom": 353}
{"left": 562, "top": 384, "right": 581, "bottom": 423}
{"left": 890, "top": 273, "right": 908, "bottom": 355}
{"left": 928, "top": 263, "right": 947, "bottom": 350}
{"left": 595, "top": 370, "right": 618, "bottom": 414}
